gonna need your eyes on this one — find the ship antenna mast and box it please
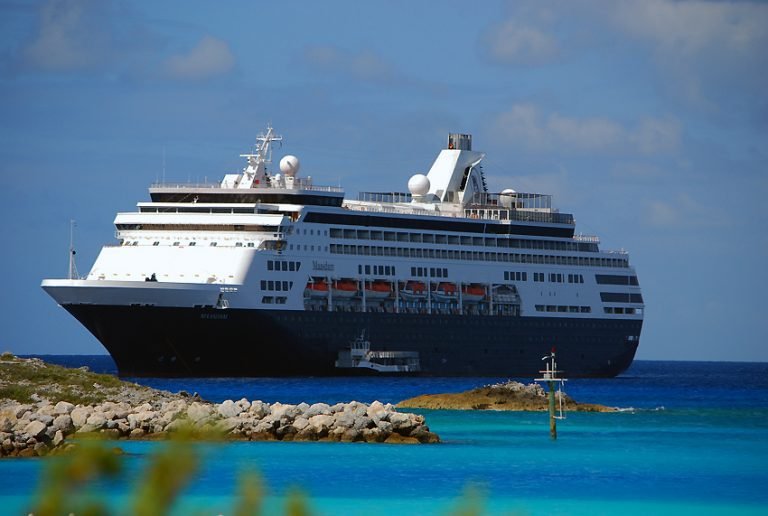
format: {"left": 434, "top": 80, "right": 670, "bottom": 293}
{"left": 68, "top": 219, "right": 79, "bottom": 280}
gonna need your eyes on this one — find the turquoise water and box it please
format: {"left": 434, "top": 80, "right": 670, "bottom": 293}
{"left": 4, "top": 360, "right": 768, "bottom": 514}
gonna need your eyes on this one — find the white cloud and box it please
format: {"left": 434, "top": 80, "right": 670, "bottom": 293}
{"left": 305, "top": 45, "right": 393, "bottom": 82}
{"left": 494, "top": 103, "right": 680, "bottom": 154}
{"left": 612, "top": 0, "right": 768, "bottom": 57}
{"left": 646, "top": 192, "right": 729, "bottom": 229}
{"left": 165, "top": 36, "right": 235, "bottom": 80}
{"left": 22, "top": 0, "right": 109, "bottom": 71}
{"left": 485, "top": 20, "right": 559, "bottom": 65}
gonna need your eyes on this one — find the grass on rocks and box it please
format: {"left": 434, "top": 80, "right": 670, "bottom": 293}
{"left": 0, "top": 353, "right": 156, "bottom": 406}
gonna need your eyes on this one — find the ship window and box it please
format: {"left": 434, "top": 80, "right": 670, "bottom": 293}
{"left": 411, "top": 267, "right": 416, "bottom": 276}
{"left": 190, "top": 242, "right": 197, "bottom": 247}
{"left": 260, "top": 280, "right": 266, "bottom": 290}
{"left": 268, "top": 281, "right": 274, "bottom": 290}
{"left": 282, "top": 262, "right": 288, "bottom": 271}
{"left": 290, "top": 262, "right": 296, "bottom": 272}
{"left": 153, "top": 241, "right": 159, "bottom": 246}
{"left": 262, "top": 296, "right": 273, "bottom": 304}
{"left": 365, "top": 265, "right": 371, "bottom": 274}
{"left": 210, "top": 242, "right": 217, "bottom": 247}
{"left": 172, "top": 242, "right": 180, "bottom": 246}
{"left": 267, "top": 261, "right": 273, "bottom": 270}
{"left": 236, "top": 242, "right": 243, "bottom": 247}
{"left": 276, "top": 297, "right": 287, "bottom": 304}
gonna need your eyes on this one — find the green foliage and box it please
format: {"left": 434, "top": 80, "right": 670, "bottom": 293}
{"left": 31, "top": 435, "right": 485, "bottom": 515}
{"left": 0, "top": 384, "right": 34, "bottom": 403}
{"left": 32, "top": 437, "right": 123, "bottom": 516}
{"left": 0, "top": 351, "right": 15, "bottom": 361}
{"left": 132, "top": 439, "right": 199, "bottom": 516}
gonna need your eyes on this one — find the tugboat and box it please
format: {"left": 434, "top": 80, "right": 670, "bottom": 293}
{"left": 335, "top": 331, "right": 421, "bottom": 374}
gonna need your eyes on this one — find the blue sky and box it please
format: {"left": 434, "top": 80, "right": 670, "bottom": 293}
{"left": 1, "top": 0, "right": 766, "bottom": 361}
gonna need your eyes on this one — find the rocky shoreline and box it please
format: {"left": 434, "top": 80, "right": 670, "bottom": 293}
{"left": 397, "top": 380, "right": 616, "bottom": 412}
{"left": 0, "top": 356, "right": 439, "bottom": 458}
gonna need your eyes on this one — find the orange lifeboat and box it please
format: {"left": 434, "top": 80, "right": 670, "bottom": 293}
{"left": 332, "top": 279, "right": 359, "bottom": 298}
{"left": 305, "top": 279, "right": 329, "bottom": 298}
{"left": 461, "top": 284, "right": 486, "bottom": 302}
{"left": 400, "top": 280, "right": 427, "bottom": 300}
{"left": 365, "top": 280, "right": 392, "bottom": 299}
{"left": 432, "top": 282, "right": 457, "bottom": 301}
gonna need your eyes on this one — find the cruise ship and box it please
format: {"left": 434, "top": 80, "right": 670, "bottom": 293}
{"left": 42, "top": 127, "right": 643, "bottom": 377}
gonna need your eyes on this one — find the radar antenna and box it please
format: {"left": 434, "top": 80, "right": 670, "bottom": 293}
{"left": 237, "top": 125, "right": 283, "bottom": 189}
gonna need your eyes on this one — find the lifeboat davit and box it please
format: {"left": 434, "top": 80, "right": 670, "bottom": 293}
{"left": 400, "top": 280, "right": 427, "bottom": 300}
{"left": 461, "top": 284, "right": 486, "bottom": 303}
{"left": 332, "top": 279, "right": 358, "bottom": 298}
{"left": 365, "top": 280, "right": 392, "bottom": 299}
{"left": 432, "top": 282, "right": 458, "bottom": 301}
{"left": 305, "top": 279, "right": 329, "bottom": 298}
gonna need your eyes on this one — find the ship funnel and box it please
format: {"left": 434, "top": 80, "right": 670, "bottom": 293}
{"left": 447, "top": 133, "right": 472, "bottom": 151}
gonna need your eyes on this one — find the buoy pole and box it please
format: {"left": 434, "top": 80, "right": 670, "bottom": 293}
{"left": 548, "top": 379, "right": 557, "bottom": 440}
{"left": 536, "top": 347, "right": 565, "bottom": 441}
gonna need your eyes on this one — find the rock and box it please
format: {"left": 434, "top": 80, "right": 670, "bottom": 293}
{"left": 367, "top": 401, "right": 387, "bottom": 422}
{"left": 341, "top": 428, "right": 362, "bottom": 442}
{"left": 13, "top": 405, "right": 33, "bottom": 419}
{"left": 292, "top": 417, "right": 309, "bottom": 431}
{"left": 31, "top": 414, "right": 54, "bottom": 426}
{"left": 130, "top": 428, "right": 146, "bottom": 438}
{"left": 333, "top": 411, "right": 357, "bottom": 429}
{"left": 362, "top": 427, "right": 385, "bottom": 443}
{"left": 52, "top": 430, "right": 65, "bottom": 447}
{"left": 215, "top": 418, "right": 240, "bottom": 434}
{"left": 384, "top": 433, "right": 419, "bottom": 444}
{"left": 235, "top": 398, "right": 251, "bottom": 412}
{"left": 52, "top": 415, "right": 74, "bottom": 434}
{"left": 217, "top": 400, "right": 241, "bottom": 419}
{"left": 187, "top": 403, "right": 212, "bottom": 423}
{"left": 0, "top": 415, "right": 15, "bottom": 433}
{"left": 375, "top": 420, "right": 394, "bottom": 433}
{"left": 248, "top": 401, "right": 270, "bottom": 418}
{"left": 308, "top": 414, "right": 334, "bottom": 434}
{"left": 86, "top": 414, "right": 107, "bottom": 430}
{"left": 304, "top": 403, "right": 331, "bottom": 418}
{"left": 388, "top": 411, "right": 415, "bottom": 431}
{"left": 70, "top": 407, "right": 91, "bottom": 428}
{"left": 23, "top": 421, "right": 47, "bottom": 440}
{"left": 54, "top": 401, "right": 75, "bottom": 415}
{"left": 353, "top": 416, "right": 373, "bottom": 431}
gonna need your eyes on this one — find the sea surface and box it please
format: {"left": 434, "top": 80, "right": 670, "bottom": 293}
{"left": 3, "top": 358, "right": 768, "bottom": 515}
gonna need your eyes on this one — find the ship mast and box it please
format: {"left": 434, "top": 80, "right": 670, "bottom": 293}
{"left": 68, "top": 219, "right": 79, "bottom": 280}
{"left": 237, "top": 125, "right": 283, "bottom": 189}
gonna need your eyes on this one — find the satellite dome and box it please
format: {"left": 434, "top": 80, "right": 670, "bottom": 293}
{"left": 500, "top": 188, "right": 517, "bottom": 208}
{"left": 279, "top": 155, "right": 300, "bottom": 177}
{"left": 408, "top": 174, "right": 430, "bottom": 196}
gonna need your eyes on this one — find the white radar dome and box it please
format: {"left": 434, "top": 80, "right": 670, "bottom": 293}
{"left": 408, "top": 174, "right": 430, "bottom": 196}
{"left": 279, "top": 155, "right": 301, "bottom": 177}
{"left": 500, "top": 188, "right": 517, "bottom": 208}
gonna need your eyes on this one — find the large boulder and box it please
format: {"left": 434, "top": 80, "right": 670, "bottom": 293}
{"left": 53, "top": 401, "right": 75, "bottom": 415}
{"left": 70, "top": 407, "right": 91, "bottom": 428}
{"left": 217, "top": 400, "right": 241, "bottom": 419}
{"left": 187, "top": 402, "right": 212, "bottom": 423}
{"left": 248, "top": 401, "right": 270, "bottom": 418}
{"left": 23, "top": 421, "right": 47, "bottom": 440}
{"left": 52, "top": 415, "right": 74, "bottom": 434}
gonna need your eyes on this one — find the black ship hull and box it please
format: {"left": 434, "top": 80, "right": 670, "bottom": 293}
{"left": 64, "top": 304, "right": 641, "bottom": 378}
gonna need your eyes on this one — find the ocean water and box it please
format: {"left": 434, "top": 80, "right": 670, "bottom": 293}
{"left": 3, "top": 358, "right": 768, "bottom": 515}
